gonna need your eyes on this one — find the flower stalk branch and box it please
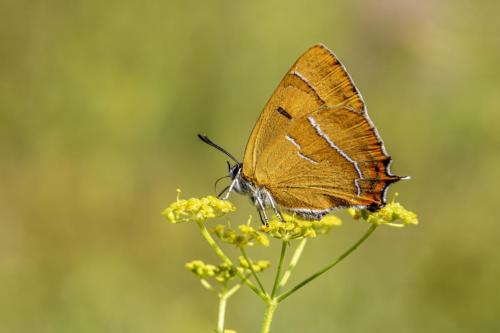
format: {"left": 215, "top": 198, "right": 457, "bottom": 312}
{"left": 278, "top": 238, "right": 307, "bottom": 289}
{"left": 240, "top": 247, "right": 268, "bottom": 296}
{"left": 196, "top": 221, "right": 267, "bottom": 300}
{"left": 277, "top": 223, "right": 378, "bottom": 303}
{"left": 271, "top": 241, "right": 288, "bottom": 298}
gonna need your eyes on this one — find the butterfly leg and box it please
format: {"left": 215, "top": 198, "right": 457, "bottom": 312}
{"left": 255, "top": 196, "right": 269, "bottom": 225}
{"left": 266, "top": 191, "right": 285, "bottom": 222}
{"left": 222, "top": 167, "right": 241, "bottom": 200}
{"left": 274, "top": 207, "right": 286, "bottom": 223}
{"left": 222, "top": 178, "right": 237, "bottom": 200}
{"left": 217, "top": 185, "right": 230, "bottom": 199}
{"left": 256, "top": 207, "right": 267, "bottom": 225}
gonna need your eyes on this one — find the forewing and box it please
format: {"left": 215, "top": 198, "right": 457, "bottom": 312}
{"left": 243, "top": 44, "right": 366, "bottom": 180}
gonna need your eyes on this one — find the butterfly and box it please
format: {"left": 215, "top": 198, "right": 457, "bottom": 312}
{"left": 199, "top": 44, "right": 407, "bottom": 224}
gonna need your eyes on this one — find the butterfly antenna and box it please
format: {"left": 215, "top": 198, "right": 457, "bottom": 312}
{"left": 197, "top": 134, "right": 240, "bottom": 164}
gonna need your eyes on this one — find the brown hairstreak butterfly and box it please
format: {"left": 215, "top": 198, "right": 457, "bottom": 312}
{"left": 199, "top": 44, "right": 408, "bottom": 224}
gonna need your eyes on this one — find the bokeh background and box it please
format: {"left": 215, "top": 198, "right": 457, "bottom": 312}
{"left": 1, "top": 0, "right": 499, "bottom": 332}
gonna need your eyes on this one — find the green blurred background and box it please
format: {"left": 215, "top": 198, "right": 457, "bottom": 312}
{"left": 1, "top": 0, "right": 499, "bottom": 332}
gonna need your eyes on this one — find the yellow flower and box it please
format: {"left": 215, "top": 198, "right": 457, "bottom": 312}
{"left": 163, "top": 189, "right": 236, "bottom": 223}
{"left": 261, "top": 214, "right": 342, "bottom": 240}
{"left": 347, "top": 202, "right": 418, "bottom": 227}
{"left": 185, "top": 260, "right": 237, "bottom": 283}
{"left": 212, "top": 222, "right": 270, "bottom": 247}
{"left": 185, "top": 260, "right": 217, "bottom": 278}
{"left": 237, "top": 256, "right": 271, "bottom": 273}
{"left": 185, "top": 258, "right": 270, "bottom": 283}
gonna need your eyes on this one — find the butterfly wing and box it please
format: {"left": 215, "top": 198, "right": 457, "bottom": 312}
{"left": 264, "top": 106, "right": 400, "bottom": 217}
{"left": 243, "top": 44, "right": 364, "bottom": 175}
{"left": 242, "top": 44, "right": 400, "bottom": 216}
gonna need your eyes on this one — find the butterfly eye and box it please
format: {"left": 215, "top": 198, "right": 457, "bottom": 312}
{"left": 228, "top": 164, "right": 241, "bottom": 179}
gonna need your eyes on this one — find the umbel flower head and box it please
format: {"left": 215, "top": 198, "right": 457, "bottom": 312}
{"left": 211, "top": 213, "right": 341, "bottom": 244}
{"left": 185, "top": 260, "right": 236, "bottom": 283}
{"left": 347, "top": 201, "right": 418, "bottom": 227}
{"left": 237, "top": 256, "right": 271, "bottom": 273}
{"left": 185, "top": 259, "right": 271, "bottom": 284}
{"left": 212, "top": 218, "right": 270, "bottom": 247}
{"left": 163, "top": 189, "right": 235, "bottom": 223}
{"left": 262, "top": 214, "right": 342, "bottom": 241}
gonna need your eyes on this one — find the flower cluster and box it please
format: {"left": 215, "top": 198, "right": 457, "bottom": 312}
{"left": 185, "top": 259, "right": 271, "bottom": 284}
{"left": 237, "top": 256, "right": 271, "bottom": 273}
{"left": 163, "top": 190, "right": 235, "bottom": 224}
{"left": 185, "top": 260, "right": 237, "bottom": 283}
{"left": 347, "top": 202, "right": 418, "bottom": 227}
{"left": 261, "top": 214, "right": 342, "bottom": 241}
{"left": 212, "top": 221, "right": 269, "bottom": 247}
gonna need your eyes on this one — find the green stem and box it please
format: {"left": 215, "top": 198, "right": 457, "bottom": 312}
{"left": 196, "top": 222, "right": 267, "bottom": 300}
{"left": 217, "top": 289, "right": 228, "bottom": 333}
{"left": 216, "top": 275, "right": 251, "bottom": 333}
{"left": 277, "top": 224, "right": 378, "bottom": 303}
{"left": 278, "top": 238, "right": 307, "bottom": 290}
{"left": 200, "top": 278, "right": 217, "bottom": 293}
{"left": 225, "top": 272, "right": 251, "bottom": 299}
{"left": 260, "top": 299, "right": 278, "bottom": 333}
{"left": 240, "top": 247, "right": 267, "bottom": 296}
{"left": 271, "top": 241, "right": 288, "bottom": 298}
{"left": 225, "top": 282, "right": 242, "bottom": 299}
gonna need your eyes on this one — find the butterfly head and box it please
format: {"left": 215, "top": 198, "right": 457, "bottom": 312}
{"left": 198, "top": 134, "right": 250, "bottom": 197}
{"left": 228, "top": 161, "right": 241, "bottom": 180}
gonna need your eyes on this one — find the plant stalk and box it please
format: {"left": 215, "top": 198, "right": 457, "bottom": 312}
{"left": 277, "top": 224, "right": 378, "bottom": 303}
{"left": 278, "top": 238, "right": 307, "bottom": 289}
{"left": 260, "top": 299, "right": 278, "bottom": 333}
{"left": 196, "top": 222, "right": 267, "bottom": 300}
{"left": 271, "top": 241, "right": 288, "bottom": 297}
{"left": 217, "top": 292, "right": 228, "bottom": 333}
{"left": 240, "top": 247, "right": 267, "bottom": 295}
